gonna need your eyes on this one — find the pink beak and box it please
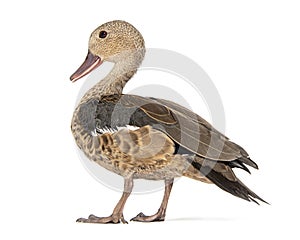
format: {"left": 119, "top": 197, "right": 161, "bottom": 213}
{"left": 70, "top": 51, "right": 102, "bottom": 82}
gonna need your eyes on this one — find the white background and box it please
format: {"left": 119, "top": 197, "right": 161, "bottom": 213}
{"left": 1, "top": 0, "right": 299, "bottom": 239}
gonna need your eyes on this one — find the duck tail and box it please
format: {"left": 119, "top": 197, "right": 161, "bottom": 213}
{"left": 190, "top": 159, "right": 269, "bottom": 205}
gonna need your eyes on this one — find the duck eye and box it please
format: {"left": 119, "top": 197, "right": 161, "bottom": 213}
{"left": 99, "top": 31, "right": 107, "bottom": 38}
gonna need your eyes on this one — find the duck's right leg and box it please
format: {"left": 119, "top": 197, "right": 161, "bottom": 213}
{"left": 130, "top": 178, "right": 174, "bottom": 222}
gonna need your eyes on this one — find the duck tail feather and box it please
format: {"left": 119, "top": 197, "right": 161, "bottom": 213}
{"left": 191, "top": 160, "right": 269, "bottom": 204}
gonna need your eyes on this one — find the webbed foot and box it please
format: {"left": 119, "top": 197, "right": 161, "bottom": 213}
{"left": 77, "top": 213, "right": 128, "bottom": 224}
{"left": 130, "top": 212, "right": 165, "bottom": 222}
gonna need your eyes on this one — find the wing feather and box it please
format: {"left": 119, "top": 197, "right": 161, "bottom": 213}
{"left": 101, "top": 94, "right": 254, "bottom": 165}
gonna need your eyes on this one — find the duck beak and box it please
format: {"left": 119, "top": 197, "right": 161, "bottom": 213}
{"left": 70, "top": 51, "right": 102, "bottom": 82}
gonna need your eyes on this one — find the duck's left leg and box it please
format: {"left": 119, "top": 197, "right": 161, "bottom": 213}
{"left": 131, "top": 178, "right": 174, "bottom": 222}
{"left": 76, "top": 175, "right": 133, "bottom": 224}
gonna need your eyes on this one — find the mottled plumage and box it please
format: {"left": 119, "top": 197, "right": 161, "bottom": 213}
{"left": 70, "top": 20, "right": 267, "bottom": 224}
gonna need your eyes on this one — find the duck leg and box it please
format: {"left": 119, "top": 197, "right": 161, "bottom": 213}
{"left": 77, "top": 176, "right": 133, "bottom": 224}
{"left": 131, "top": 178, "right": 174, "bottom": 222}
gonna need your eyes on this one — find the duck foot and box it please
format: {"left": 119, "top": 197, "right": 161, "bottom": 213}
{"left": 76, "top": 214, "right": 128, "bottom": 224}
{"left": 130, "top": 212, "right": 165, "bottom": 222}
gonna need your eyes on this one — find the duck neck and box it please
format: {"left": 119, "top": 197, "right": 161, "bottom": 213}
{"left": 80, "top": 55, "right": 143, "bottom": 103}
{"left": 101, "top": 60, "right": 137, "bottom": 95}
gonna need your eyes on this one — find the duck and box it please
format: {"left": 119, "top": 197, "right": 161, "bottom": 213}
{"left": 70, "top": 20, "right": 267, "bottom": 224}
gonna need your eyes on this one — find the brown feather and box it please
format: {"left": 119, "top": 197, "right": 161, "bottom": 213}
{"left": 119, "top": 94, "right": 255, "bottom": 164}
{"left": 92, "top": 126, "right": 176, "bottom": 175}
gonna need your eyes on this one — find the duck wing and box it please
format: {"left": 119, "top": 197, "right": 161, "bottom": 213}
{"left": 149, "top": 97, "right": 228, "bottom": 140}
{"left": 109, "top": 94, "right": 258, "bottom": 169}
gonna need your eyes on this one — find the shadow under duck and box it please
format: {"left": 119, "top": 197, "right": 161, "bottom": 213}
{"left": 70, "top": 20, "right": 267, "bottom": 224}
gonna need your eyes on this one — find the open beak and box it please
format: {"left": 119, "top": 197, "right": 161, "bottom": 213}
{"left": 70, "top": 51, "right": 102, "bottom": 82}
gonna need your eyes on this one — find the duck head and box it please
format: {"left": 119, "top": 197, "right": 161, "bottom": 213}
{"left": 70, "top": 20, "right": 145, "bottom": 82}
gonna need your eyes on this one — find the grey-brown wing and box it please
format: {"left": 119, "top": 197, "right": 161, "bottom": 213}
{"left": 150, "top": 97, "right": 252, "bottom": 161}
{"left": 118, "top": 94, "right": 256, "bottom": 167}
{"left": 150, "top": 97, "right": 227, "bottom": 140}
